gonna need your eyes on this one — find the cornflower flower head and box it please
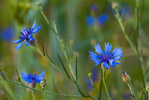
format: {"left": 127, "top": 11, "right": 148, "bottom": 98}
{"left": 86, "top": 16, "right": 95, "bottom": 26}
{"left": 112, "top": 3, "right": 132, "bottom": 19}
{"left": 12, "top": 20, "right": 41, "bottom": 50}
{"left": 97, "top": 14, "right": 108, "bottom": 25}
{"left": 0, "top": 26, "right": 15, "bottom": 42}
{"left": 21, "top": 71, "right": 45, "bottom": 87}
{"left": 91, "top": 4, "right": 97, "bottom": 12}
{"left": 86, "top": 68, "right": 98, "bottom": 90}
{"left": 86, "top": 14, "right": 108, "bottom": 27}
{"left": 89, "top": 42, "right": 123, "bottom": 69}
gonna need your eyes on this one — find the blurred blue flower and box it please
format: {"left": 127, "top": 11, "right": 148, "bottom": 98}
{"left": 119, "top": 5, "right": 131, "bottom": 18}
{"left": 86, "top": 16, "right": 95, "bottom": 26}
{"left": 21, "top": 71, "right": 45, "bottom": 85}
{"left": 0, "top": 26, "right": 15, "bottom": 42}
{"left": 86, "top": 14, "right": 108, "bottom": 26}
{"left": 86, "top": 68, "right": 98, "bottom": 90}
{"left": 91, "top": 4, "right": 97, "bottom": 11}
{"left": 112, "top": 5, "right": 132, "bottom": 19}
{"left": 123, "top": 93, "right": 131, "bottom": 99}
{"left": 12, "top": 20, "right": 41, "bottom": 50}
{"left": 97, "top": 14, "right": 108, "bottom": 25}
{"left": 89, "top": 42, "right": 123, "bottom": 68}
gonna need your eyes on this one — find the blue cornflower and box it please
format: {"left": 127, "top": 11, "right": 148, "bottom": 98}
{"left": 89, "top": 42, "right": 123, "bottom": 68}
{"left": 12, "top": 20, "right": 41, "bottom": 50}
{"left": 86, "top": 16, "right": 95, "bottom": 26}
{"left": 91, "top": 4, "right": 97, "bottom": 11}
{"left": 86, "top": 14, "right": 108, "bottom": 26}
{"left": 86, "top": 68, "right": 98, "bottom": 90}
{"left": 123, "top": 93, "right": 131, "bottom": 100}
{"left": 21, "top": 71, "right": 45, "bottom": 86}
{"left": 112, "top": 5, "right": 131, "bottom": 19}
{"left": 0, "top": 26, "right": 15, "bottom": 42}
{"left": 97, "top": 14, "right": 108, "bottom": 25}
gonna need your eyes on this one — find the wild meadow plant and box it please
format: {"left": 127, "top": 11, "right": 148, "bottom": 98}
{"left": 0, "top": 0, "right": 149, "bottom": 100}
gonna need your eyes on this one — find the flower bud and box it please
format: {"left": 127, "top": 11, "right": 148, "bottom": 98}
{"left": 40, "top": 79, "right": 46, "bottom": 90}
{"left": 112, "top": 2, "right": 118, "bottom": 9}
{"left": 88, "top": 73, "right": 93, "bottom": 78}
{"left": 122, "top": 72, "right": 131, "bottom": 83}
{"left": 36, "top": 1, "right": 41, "bottom": 5}
{"left": 146, "top": 82, "right": 149, "bottom": 92}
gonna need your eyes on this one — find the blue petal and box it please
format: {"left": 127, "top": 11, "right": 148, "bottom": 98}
{"left": 28, "top": 34, "right": 34, "bottom": 41}
{"left": 91, "top": 68, "right": 98, "bottom": 82}
{"left": 112, "top": 62, "right": 121, "bottom": 67}
{"left": 103, "top": 62, "right": 110, "bottom": 69}
{"left": 112, "top": 48, "right": 123, "bottom": 57}
{"left": 86, "top": 16, "right": 95, "bottom": 26}
{"left": 109, "top": 59, "right": 114, "bottom": 67}
{"left": 15, "top": 41, "right": 25, "bottom": 50}
{"left": 105, "top": 42, "right": 112, "bottom": 54}
{"left": 35, "top": 71, "right": 45, "bottom": 83}
{"left": 21, "top": 28, "right": 26, "bottom": 33}
{"left": 85, "top": 77, "right": 92, "bottom": 90}
{"left": 97, "top": 14, "right": 108, "bottom": 25}
{"left": 12, "top": 39, "right": 23, "bottom": 44}
{"left": 21, "top": 72, "right": 32, "bottom": 83}
{"left": 25, "top": 41, "right": 29, "bottom": 46}
{"left": 32, "top": 25, "right": 41, "bottom": 34}
{"left": 31, "top": 20, "right": 37, "bottom": 30}
{"left": 89, "top": 51, "right": 102, "bottom": 65}
{"left": 94, "top": 44, "right": 103, "bottom": 54}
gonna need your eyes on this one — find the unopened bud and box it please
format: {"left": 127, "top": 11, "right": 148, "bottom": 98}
{"left": 146, "top": 82, "right": 149, "bottom": 92}
{"left": 122, "top": 72, "right": 131, "bottom": 83}
{"left": 74, "top": 52, "right": 79, "bottom": 57}
{"left": 40, "top": 79, "right": 46, "bottom": 90}
{"left": 88, "top": 73, "right": 92, "bottom": 78}
{"left": 36, "top": 1, "right": 41, "bottom": 5}
{"left": 112, "top": 2, "right": 118, "bottom": 9}
{"left": 91, "top": 39, "right": 96, "bottom": 46}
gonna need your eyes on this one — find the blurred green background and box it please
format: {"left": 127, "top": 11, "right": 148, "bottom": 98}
{"left": 0, "top": 0, "right": 149, "bottom": 100}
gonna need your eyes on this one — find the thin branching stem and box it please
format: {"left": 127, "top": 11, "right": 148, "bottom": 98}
{"left": 127, "top": 83, "right": 138, "bottom": 100}
{"left": 98, "top": 67, "right": 103, "bottom": 100}
{"left": 102, "top": 67, "right": 111, "bottom": 100}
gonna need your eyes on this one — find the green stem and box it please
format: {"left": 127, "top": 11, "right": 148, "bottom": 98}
{"left": 102, "top": 68, "right": 111, "bottom": 100}
{"left": 34, "top": 46, "right": 62, "bottom": 73}
{"left": 0, "top": 69, "right": 83, "bottom": 98}
{"left": 32, "top": 91, "right": 36, "bottom": 100}
{"left": 88, "top": 75, "right": 98, "bottom": 98}
{"left": 37, "top": 3, "right": 91, "bottom": 99}
{"left": 148, "top": 92, "right": 149, "bottom": 100}
{"left": 43, "top": 90, "right": 49, "bottom": 100}
{"left": 98, "top": 67, "right": 103, "bottom": 100}
{"left": 38, "top": 2, "right": 77, "bottom": 83}
{"left": 114, "top": 8, "right": 146, "bottom": 88}
{"left": 127, "top": 83, "right": 138, "bottom": 100}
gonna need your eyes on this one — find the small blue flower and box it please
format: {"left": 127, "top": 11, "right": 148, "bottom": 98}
{"left": 21, "top": 71, "right": 45, "bottom": 84}
{"left": 97, "top": 14, "right": 108, "bottom": 25}
{"left": 0, "top": 26, "right": 15, "bottom": 42}
{"left": 86, "top": 16, "right": 95, "bottom": 26}
{"left": 123, "top": 93, "right": 131, "bottom": 99}
{"left": 12, "top": 20, "right": 41, "bottom": 50}
{"left": 86, "top": 68, "right": 98, "bottom": 90}
{"left": 91, "top": 4, "right": 97, "bottom": 11}
{"left": 86, "top": 14, "right": 108, "bottom": 26}
{"left": 89, "top": 42, "right": 123, "bottom": 68}
{"left": 112, "top": 5, "right": 131, "bottom": 19}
